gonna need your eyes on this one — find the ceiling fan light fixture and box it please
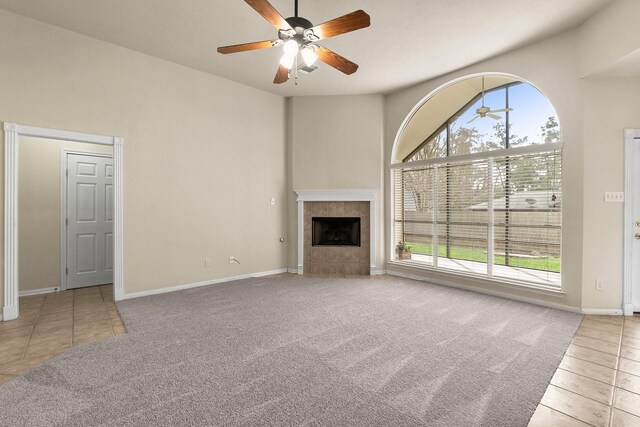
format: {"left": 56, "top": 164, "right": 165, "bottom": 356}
{"left": 279, "top": 53, "right": 295, "bottom": 70}
{"left": 217, "top": 0, "right": 370, "bottom": 84}
{"left": 282, "top": 39, "right": 299, "bottom": 56}
{"left": 301, "top": 45, "right": 318, "bottom": 66}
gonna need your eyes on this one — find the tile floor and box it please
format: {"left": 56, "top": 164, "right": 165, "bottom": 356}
{"left": 529, "top": 314, "right": 640, "bottom": 427}
{"left": 0, "top": 284, "right": 125, "bottom": 385}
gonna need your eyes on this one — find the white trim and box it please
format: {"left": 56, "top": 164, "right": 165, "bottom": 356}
{"left": 19, "top": 287, "right": 58, "bottom": 297}
{"left": 371, "top": 269, "right": 387, "bottom": 275}
{"left": 113, "top": 138, "right": 124, "bottom": 301}
{"left": 582, "top": 308, "right": 624, "bottom": 316}
{"left": 3, "top": 122, "right": 125, "bottom": 321}
{"left": 287, "top": 268, "right": 299, "bottom": 274}
{"left": 294, "top": 189, "right": 377, "bottom": 274}
{"left": 386, "top": 269, "right": 580, "bottom": 314}
{"left": 295, "top": 189, "right": 377, "bottom": 202}
{"left": 60, "top": 150, "right": 113, "bottom": 292}
{"left": 390, "top": 143, "right": 563, "bottom": 169}
{"left": 388, "top": 260, "right": 563, "bottom": 295}
{"left": 624, "top": 129, "right": 639, "bottom": 315}
{"left": 122, "top": 268, "right": 288, "bottom": 300}
{"left": 297, "top": 201, "right": 304, "bottom": 274}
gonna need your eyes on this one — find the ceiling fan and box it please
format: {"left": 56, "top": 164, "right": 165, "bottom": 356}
{"left": 467, "top": 77, "right": 513, "bottom": 123}
{"left": 217, "top": 0, "right": 370, "bottom": 84}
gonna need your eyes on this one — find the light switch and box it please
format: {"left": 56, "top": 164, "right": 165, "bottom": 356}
{"left": 604, "top": 192, "right": 624, "bottom": 202}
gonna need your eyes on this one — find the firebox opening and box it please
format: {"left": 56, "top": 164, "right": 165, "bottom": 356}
{"left": 312, "top": 217, "right": 361, "bottom": 247}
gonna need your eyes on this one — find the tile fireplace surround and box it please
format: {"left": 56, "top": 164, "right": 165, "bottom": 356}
{"left": 295, "top": 190, "right": 377, "bottom": 275}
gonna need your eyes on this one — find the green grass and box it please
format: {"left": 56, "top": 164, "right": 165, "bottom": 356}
{"left": 405, "top": 241, "right": 560, "bottom": 273}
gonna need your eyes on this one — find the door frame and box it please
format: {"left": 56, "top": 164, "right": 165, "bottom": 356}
{"left": 3, "top": 122, "right": 124, "bottom": 321}
{"left": 60, "top": 150, "right": 114, "bottom": 292}
{"left": 623, "top": 128, "right": 640, "bottom": 315}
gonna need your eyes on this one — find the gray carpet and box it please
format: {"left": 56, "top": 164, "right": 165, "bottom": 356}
{"left": 0, "top": 275, "right": 581, "bottom": 426}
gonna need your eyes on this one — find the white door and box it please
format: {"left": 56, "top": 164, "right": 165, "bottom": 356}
{"left": 633, "top": 139, "right": 640, "bottom": 312}
{"left": 66, "top": 153, "right": 114, "bottom": 289}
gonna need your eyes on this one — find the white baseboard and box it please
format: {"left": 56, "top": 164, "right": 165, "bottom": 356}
{"left": 288, "top": 267, "right": 387, "bottom": 276}
{"left": 582, "top": 308, "right": 624, "bottom": 316}
{"left": 387, "top": 270, "right": 582, "bottom": 314}
{"left": 0, "top": 310, "right": 3, "bottom": 321}
{"left": 19, "top": 287, "right": 59, "bottom": 297}
{"left": 623, "top": 304, "right": 635, "bottom": 316}
{"left": 122, "top": 268, "right": 288, "bottom": 300}
{"left": 2, "top": 305, "right": 17, "bottom": 321}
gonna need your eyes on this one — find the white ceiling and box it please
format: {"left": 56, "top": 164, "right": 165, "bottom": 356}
{"left": 0, "top": 0, "right": 614, "bottom": 96}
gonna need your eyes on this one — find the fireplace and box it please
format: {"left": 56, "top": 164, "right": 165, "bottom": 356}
{"left": 312, "top": 217, "right": 361, "bottom": 247}
{"left": 295, "top": 190, "right": 377, "bottom": 275}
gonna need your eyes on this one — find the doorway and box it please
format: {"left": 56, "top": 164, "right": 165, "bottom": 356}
{"left": 63, "top": 152, "right": 114, "bottom": 290}
{"left": 3, "top": 123, "right": 124, "bottom": 321}
{"left": 624, "top": 129, "right": 640, "bottom": 315}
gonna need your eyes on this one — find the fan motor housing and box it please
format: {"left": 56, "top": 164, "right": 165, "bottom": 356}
{"left": 285, "top": 16, "right": 313, "bottom": 31}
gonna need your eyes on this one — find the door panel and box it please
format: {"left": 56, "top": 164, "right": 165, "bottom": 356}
{"left": 105, "top": 233, "right": 114, "bottom": 272}
{"left": 66, "top": 153, "right": 113, "bottom": 289}
{"left": 105, "top": 184, "right": 114, "bottom": 222}
{"left": 76, "top": 183, "right": 96, "bottom": 222}
{"left": 76, "top": 233, "right": 97, "bottom": 273}
{"left": 77, "top": 162, "right": 97, "bottom": 176}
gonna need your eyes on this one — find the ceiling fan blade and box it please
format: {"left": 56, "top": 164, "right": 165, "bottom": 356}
{"left": 316, "top": 46, "right": 358, "bottom": 75}
{"left": 308, "top": 10, "right": 370, "bottom": 40}
{"left": 489, "top": 108, "right": 513, "bottom": 113}
{"left": 273, "top": 64, "right": 289, "bottom": 84}
{"left": 487, "top": 113, "right": 502, "bottom": 120}
{"left": 467, "top": 115, "right": 480, "bottom": 124}
{"left": 244, "top": 0, "right": 292, "bottom": 31}
{"left": 217, "top": 40, "right": 276, "bottom": 54}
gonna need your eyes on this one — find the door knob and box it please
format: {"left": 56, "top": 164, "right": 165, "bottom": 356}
{"left": 636, "top": 233, "right": 640, "bottom": 240}
{"left": 636, "top": 220, "right": 640, "bottom": 227}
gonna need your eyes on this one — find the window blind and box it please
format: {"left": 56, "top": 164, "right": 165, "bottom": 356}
{"left": 393, "top": 149, "right": 562, "bottom": 288}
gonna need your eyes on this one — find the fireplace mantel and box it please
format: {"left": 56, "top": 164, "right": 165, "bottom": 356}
{"left": 294, "top": 189, "right": 376, "bottom": 274}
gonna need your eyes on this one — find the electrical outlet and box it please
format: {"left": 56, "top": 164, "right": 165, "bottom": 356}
{"left": 604, "top": 192, "right": 624, "bottom": 203}
{"left": 204, "top": 258, "right": 211, "bottom": 268}
{"left": 595, "top": 279, "right": 603, "bottom": 291}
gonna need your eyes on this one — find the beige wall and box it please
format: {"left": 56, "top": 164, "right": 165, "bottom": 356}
{"left": 581, "top": 77, "right": 640, "bottom": 309}
{"left": 0, "top": 9, "right": 288, "bottom": 307}
{"left": 287, "top": 95, "right": 385, "bottom": 269}
{"left": 19, "top": 138, "right": 112, "bottom": 292}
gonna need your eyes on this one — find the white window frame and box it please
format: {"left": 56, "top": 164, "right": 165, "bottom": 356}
{"left": 390, "top": 142, "right": 563, "bottom": 292}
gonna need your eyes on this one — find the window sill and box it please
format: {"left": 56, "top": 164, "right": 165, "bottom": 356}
{"left": 387, "top": 259, "right": 565, "bottom": 297}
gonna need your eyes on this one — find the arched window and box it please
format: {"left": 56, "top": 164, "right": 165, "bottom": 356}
{"left": 392, "top": 75, "right": 561, "bottom": 289}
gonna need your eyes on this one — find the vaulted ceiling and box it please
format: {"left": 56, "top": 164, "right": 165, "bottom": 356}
{"left": 0, "top": 0, "right": 613, "bottom": 96}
